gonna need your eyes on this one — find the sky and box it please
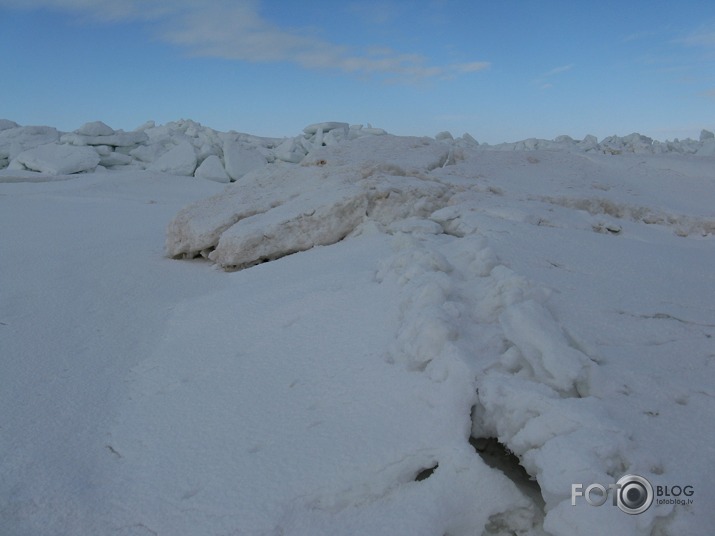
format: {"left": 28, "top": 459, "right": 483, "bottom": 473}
{"left": 0, "top": 0, "right": 714, "bottom": 143}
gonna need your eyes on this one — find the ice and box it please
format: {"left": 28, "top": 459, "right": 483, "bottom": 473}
{"left": 303, "top": 121, "right": 349, "bottom": 135}
{"left": 75, "top": 120, "right": 115, "bottom": 136}
{"left": 2, "top": 117, "right": 714, "bottom": 536}
{"left": 207, "top": 184, "right": 367, "bottom": 268}
{"left": 61, "top": 130, "right": 149, "bottom": 147}
{"left": 148, "top": 140, "right": 197, "bottom": 176}
{"left": 166, "top": 135, "right": 453, "bottom": 268}
{"left": 222, "top": 139, "right": 267, "bottom": 180}
{"left": 0, "top": 119, "right": 19, "bottom": 131}
{"left": 12, "top": 143, "right": 100, "bottom": 174}
{"left": 194, "top": 154, "right": 230, "bottom": 183}
{"left": 0, "top": 125, "right": 60, "bottom": 161}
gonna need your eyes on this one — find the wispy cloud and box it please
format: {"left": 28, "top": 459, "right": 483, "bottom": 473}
{"left": 0, "top": 0, "right": 489, "bottom": 82}
{"left": 541, "top": 64, "right": 574, "bottom": 77}
{"left": 534, "top": 64, "right": 573, "bottom": 89}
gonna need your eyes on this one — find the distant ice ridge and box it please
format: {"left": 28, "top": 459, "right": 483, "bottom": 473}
{"left": 0, "top": 119, "right": 386, "bottom": 178}
{"left": 1, "top": 117, "right": 713, "bottom": 177}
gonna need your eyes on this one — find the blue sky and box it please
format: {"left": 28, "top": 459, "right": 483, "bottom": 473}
{"left": 1, "top": 0, "right": 714, "bottom": 143}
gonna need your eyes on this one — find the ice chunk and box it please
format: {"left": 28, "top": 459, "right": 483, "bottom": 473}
{"left": 303, "top": 122, "right": 349, "bottom": 135}
{"left": 195, "top": 154, "right": 230, "bottom": 183}
{"left": 0, "top": 125, "right": 60, "bottom": 160}
{"left": 75, "top": 121, "right": 115, "bottom": 136}
{"left": 14, "top": 143, "right": 100, "bottom": 175}
{"left": 167, "top": 136, "right": 453, "bottom": 268}
{"left": 208, "top": 185, "right": 368, "bottom": 269}
{"left": 129, "top": 143, "right": 167, "bottom": 163}
{"left": 0, "top": 119, "right": 19, "bottom": 131}
{"left": 223, "top": 140, "right": 267, "bottom": 180}
{"left": 274, "top": 137, "right": 306, "bottom": 163}
{"left": 99, "top": 151, "right": 133, "bottom": 167}
{"left": 62, "top": 130, "right": 148, "bottom": 147}
{"left": 148, "top": 140, "right": 197, "bottom": 176}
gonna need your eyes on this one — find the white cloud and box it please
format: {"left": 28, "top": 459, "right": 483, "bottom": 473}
{"left": 541, "top": 64, "right": 574, "bottom": 78}
{"left": 0, "top": 0, "right": 489, "bottom": 82}
{"left": 533, "top": 64, "right": 573, "bottom": 90}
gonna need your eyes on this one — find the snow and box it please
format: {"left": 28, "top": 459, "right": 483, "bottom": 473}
{"left": 1, "top": 118, "right": 714, "bottom": 536}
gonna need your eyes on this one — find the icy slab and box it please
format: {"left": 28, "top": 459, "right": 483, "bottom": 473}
{"left": 98, "top": 150, "right": 133, "bottom": 168}
{"left": 209, "top": 184, "right": 367, "bottom": 268}
{"left": 303, "top": 121, "right": 349, "bottom": 135}
{"left": 61, "top": 130, "right": 149, "bottom": 147}
{"left": 13, "top": 143, "right": 100, "bottom": 175}
{"left": 194, "top": 154, "right": 230, "bottom": 183}
{"left": 147, "top": 140, "right": 197, "bottom": 176}
{"left": 75, "top": 120, "right": 115, "bottom": 136}
{"left": 0, "top": 125, "right": 60, "bottom": 161}
{"left": 166, "top": 135, "right": 452, "bottom": 269}
{"left": 223, "top": 140, "right": 267, "bottom": 180}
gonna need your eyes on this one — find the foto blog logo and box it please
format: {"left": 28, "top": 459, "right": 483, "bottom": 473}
{"left": 571, "top": 474, "right": 694, "bottom": 515}
{"left": 572, "top": 474, "right": 650, "bottom": 515}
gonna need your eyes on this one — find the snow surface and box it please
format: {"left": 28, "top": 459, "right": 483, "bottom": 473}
{"left": 1, "top": 118, "right": 714, "bottom": 536}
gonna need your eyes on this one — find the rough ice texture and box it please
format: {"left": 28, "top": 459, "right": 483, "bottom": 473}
{"left": 13, "top": 143, "right": 100, "bottom": 175}
{"left": 166, "top": 135, "right": 452, "bottom": 269}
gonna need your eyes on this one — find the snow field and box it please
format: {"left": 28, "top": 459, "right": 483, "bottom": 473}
{"left": 2, "top": 118, "right": 714, "bottom": 535}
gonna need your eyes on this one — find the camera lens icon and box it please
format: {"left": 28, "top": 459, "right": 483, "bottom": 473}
{"left": 616, "top": 474, "right": 653, "bottom": 515}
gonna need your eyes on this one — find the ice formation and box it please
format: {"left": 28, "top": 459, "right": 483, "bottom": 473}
{"left": 2, "top": 116, "right": 713, "bottom": 179}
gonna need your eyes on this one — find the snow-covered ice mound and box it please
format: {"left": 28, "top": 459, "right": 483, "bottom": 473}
{"left": 160, "top": 128, "right": 714, "bottom": 534}
{"left": 165, "top": 135, "right": 452, "bottom": 269}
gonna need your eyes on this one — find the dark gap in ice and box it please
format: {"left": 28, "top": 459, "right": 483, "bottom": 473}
{"left": 414, "top": 463, "right": 438, "bottom": 482}
{"left": 469, "top": 436, "right": 545, "bottom": 511}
